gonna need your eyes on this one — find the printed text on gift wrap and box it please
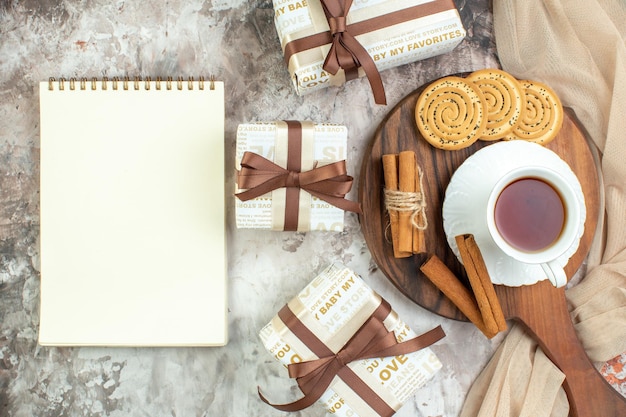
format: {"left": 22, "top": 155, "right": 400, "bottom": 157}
{"left": 309, "top": 271, "right": 367, "bottom": 332}
{"left": 274, "top": 0, "right": 387, "bottom": 33}
{"left": 368, "top": 27, "right": 464, "bottom": 63}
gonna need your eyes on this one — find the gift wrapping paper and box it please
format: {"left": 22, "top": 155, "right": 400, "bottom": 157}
{"left": 236, "top": 121, "right": 349, "bottom": 231}
{"left": 259, "top": 263, "right": 443, "bottom": 416}
{"left": 273, "top": 0, "right": 466, "bottom": 96}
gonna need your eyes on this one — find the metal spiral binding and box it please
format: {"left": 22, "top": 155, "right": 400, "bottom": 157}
{"left": 48, "top": 76, "right": 216, "bottom": 91}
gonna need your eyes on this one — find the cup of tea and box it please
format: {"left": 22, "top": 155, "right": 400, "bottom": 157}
{"left": 486, "top": 166, "right": 584, "bottom": 287}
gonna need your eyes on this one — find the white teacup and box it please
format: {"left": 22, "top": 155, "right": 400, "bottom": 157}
{"left": 486, "top": 166, "right": 584, "bottom": 288}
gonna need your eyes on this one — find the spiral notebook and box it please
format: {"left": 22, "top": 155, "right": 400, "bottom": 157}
{"left": 38, "top": 77, "right": 227, "bottom": 346}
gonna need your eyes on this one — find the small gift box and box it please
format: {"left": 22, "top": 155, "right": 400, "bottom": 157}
{"left": 273, "top": 0, "right": 466, "bottom": 104}
{"left": 258, "top": 263, "right": 445, "bottom": 417}
{"left": 235, "top": 121, "right": 360, "bottom": 231}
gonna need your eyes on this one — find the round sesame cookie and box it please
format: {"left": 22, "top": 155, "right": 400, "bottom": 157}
{"left": 415, "top": 76, "right": 487, "bottom": 150}
{"left": 504, "top": 80, "right": 563, "bottom": 145}
{"left": 466, "top": 69, "right": 525, "bottom": 140}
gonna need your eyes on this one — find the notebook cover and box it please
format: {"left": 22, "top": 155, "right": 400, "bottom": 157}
{"left": 38, "top": 78, "right": 227, "bottom": 346}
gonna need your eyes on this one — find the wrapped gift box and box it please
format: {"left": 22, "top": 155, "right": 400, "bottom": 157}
{"left": 273, "top": 0, "right": 466, "bottom": 102}
{"left": 259, "top": 263, "right": 444, "bottom": 417}
{"left": 235, "top": 121, "right": 359, "bottom": 231}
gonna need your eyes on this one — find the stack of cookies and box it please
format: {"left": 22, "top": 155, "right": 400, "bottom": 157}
{"left": 414, "top": 69, "right": 563, "bottom": 150}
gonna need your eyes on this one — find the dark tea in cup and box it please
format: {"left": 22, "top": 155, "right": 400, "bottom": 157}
{"left": 486, "top": 165, "right": 583, "bottom": 288}
{"left": 494, "top": 178, "right": 565, "bottom": 252}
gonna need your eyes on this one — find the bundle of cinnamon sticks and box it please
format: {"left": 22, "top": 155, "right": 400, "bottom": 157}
{"left": 382, "top": 151, "right": 427, "bottom": 257}
{"left": 420, "top": 234, "right": 507, "bottom": 338}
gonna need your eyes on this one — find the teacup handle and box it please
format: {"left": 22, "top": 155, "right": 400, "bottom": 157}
{"left": 541, "top": 261, "right": 567, "bottom": 287}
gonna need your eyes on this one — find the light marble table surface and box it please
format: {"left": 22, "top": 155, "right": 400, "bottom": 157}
{"left": 0, "top": 0, "right": 504, "bottom": 416}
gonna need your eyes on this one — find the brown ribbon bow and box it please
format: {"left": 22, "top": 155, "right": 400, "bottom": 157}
{"left": 236, "top": 151, "right": 361, "bottom": 229}
{"left": 320, "top": 0, "right": 386, "bottom": 104}
{"left": 258, "top": 299, "right": 445, "bottom": 414}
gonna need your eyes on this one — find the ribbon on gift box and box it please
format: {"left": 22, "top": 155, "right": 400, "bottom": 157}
{"left": 258, "top": 298, "right": 445, "bottom": 415}
{"left": 236, "top": 120, "right": 361, "bottom": 231}
{"left": 282, "top": 0, "right": 458, "bottom": 105}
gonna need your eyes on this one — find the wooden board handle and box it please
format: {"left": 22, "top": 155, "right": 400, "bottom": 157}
{"left": 497, "top": 281, "right": 626, "bottom": 416}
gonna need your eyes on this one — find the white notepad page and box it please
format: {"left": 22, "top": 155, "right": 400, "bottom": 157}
{"left": 39, "top": 78, "right": 227, "bottom": 346}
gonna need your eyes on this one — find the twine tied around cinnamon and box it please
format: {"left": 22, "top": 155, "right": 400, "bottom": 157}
{"left": 384, "top": 166, "right": 428, "bottom": 231}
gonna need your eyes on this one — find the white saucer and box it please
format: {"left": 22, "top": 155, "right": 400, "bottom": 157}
{"left": 442, "top": 141, "right": 586, "bottom": 286}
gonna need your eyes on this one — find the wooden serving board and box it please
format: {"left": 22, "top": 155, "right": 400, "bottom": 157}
{"left": 358, "top": 83, "right": 626, "bottom": 416}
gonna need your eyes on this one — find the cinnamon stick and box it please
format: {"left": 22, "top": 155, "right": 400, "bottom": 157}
{"left": 455, "top": 234, "right": 506, "bottom": 334}
{"left": 457, "top": 234, "right": 508, "bottom": 332}
{"left": 382, "top": 154, "right": 410, "bottom": 258}
{"left": 420, "top": 254, "right": 497, "bottom": 338}
{"left": 413, "top": 166, "right": 427, "bottom": 253}
{"left": 398, "top": 151, "right": 416, "bottom": 254}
